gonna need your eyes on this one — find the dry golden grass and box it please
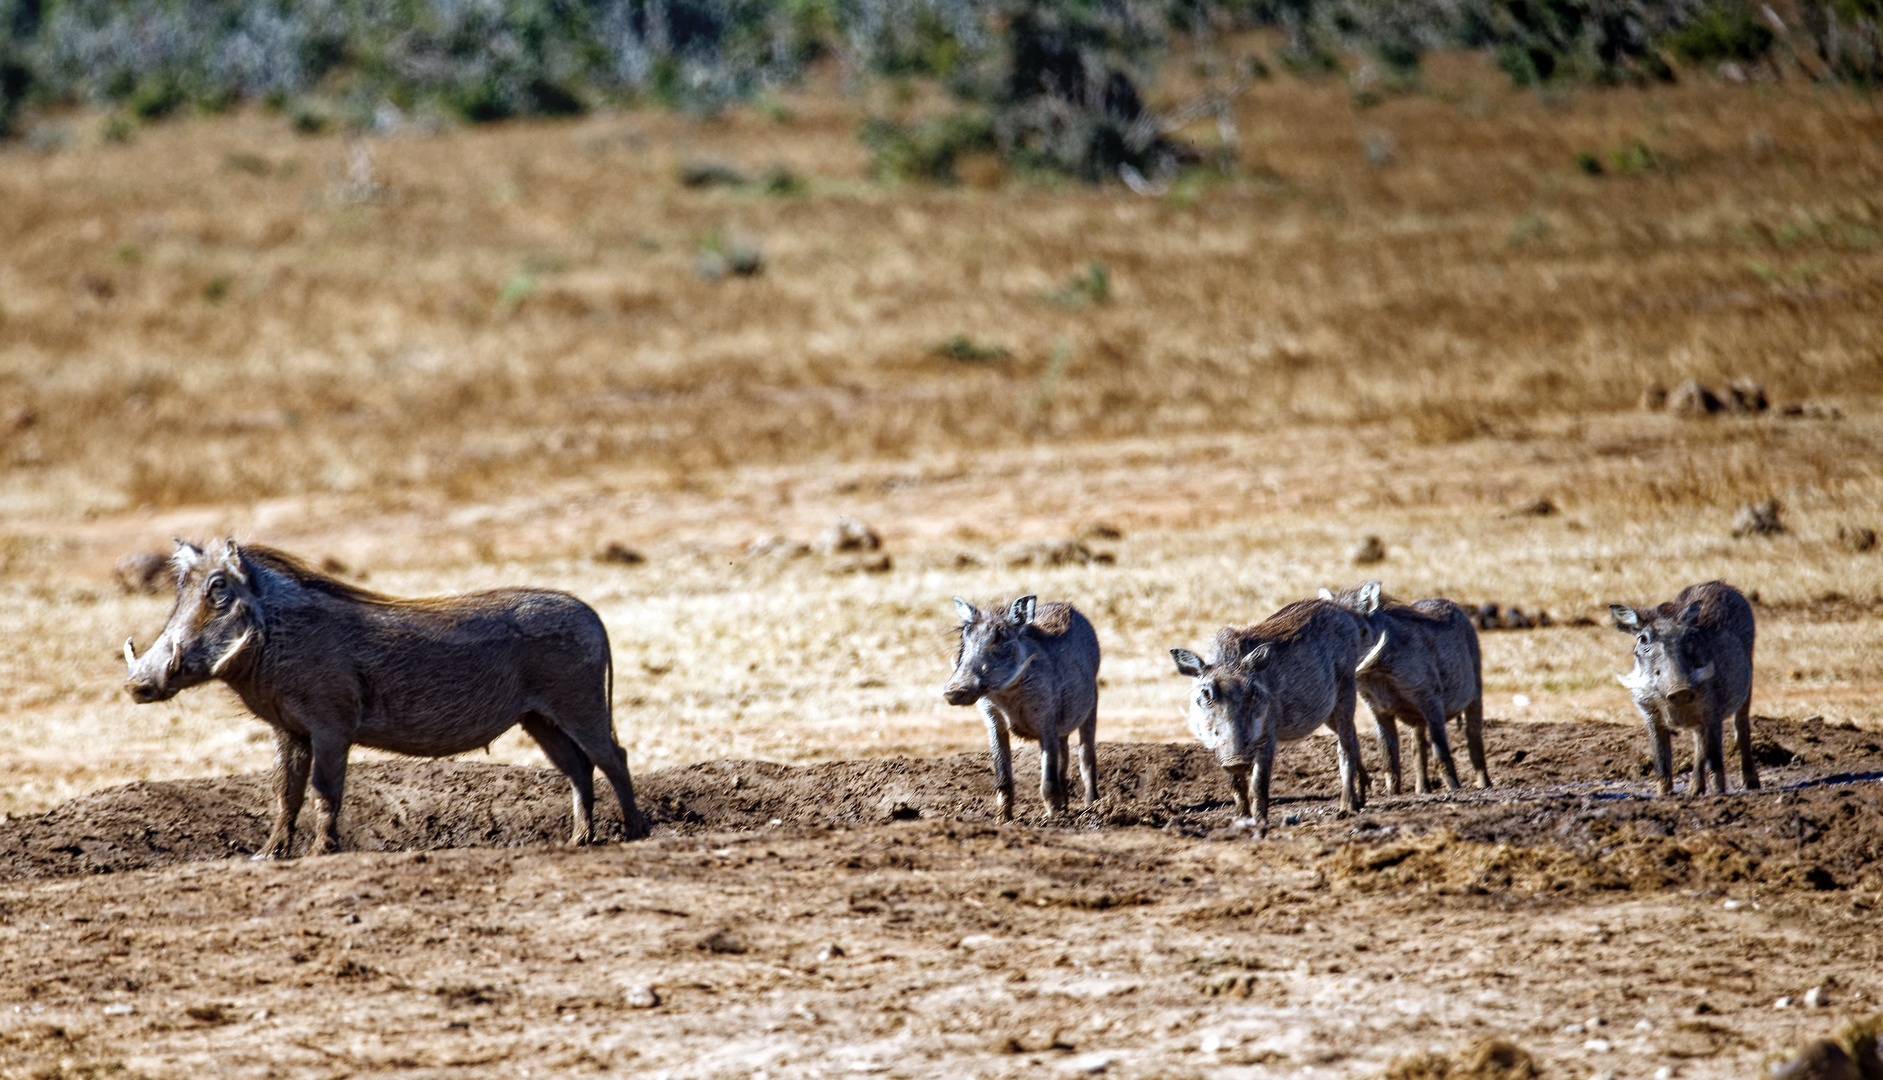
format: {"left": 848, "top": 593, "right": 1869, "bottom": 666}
{"left": 1, "top": 55, "right": 1880, "bottom": 816}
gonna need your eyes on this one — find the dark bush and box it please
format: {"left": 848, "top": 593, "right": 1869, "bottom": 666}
{"left": 1666, "top": 4, "right": 1775, "bottom": 64}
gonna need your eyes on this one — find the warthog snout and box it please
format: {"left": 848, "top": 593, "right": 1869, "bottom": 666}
{"left": 941, "top": 682, "right": 980, "bottom": 707}
{"left": 123, "top": 638, "right": 179, "bottom": 704}
{"left": 1667, "top": 685, "right": 1697, "bottom": 706}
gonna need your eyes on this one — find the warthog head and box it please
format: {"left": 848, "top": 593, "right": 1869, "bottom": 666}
{"left": 942, "top": 596, "right": 1038, "bottom": 706}
{"left": 1169, "top": 642, "right": 1274, "bottom": 769}
{"left": 125, "top": 539, "right": 262, "bottom": 704}
{"left": 1610, "top": 600, "right": 1714, "bottom": 707}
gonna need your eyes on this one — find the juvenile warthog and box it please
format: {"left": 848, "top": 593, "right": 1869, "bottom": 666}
{"left": 942, "top": 596, "right": 1100, "bottom": 821}
{"left": 1321, "top": 581, "right": 1489, "bottom": 794}
{"left": 1610, "top": 580, "right": 1759, "bottom": 797}
{"left": 123, "top": 539, "right": 647, "bottom": 856}
{"left": 1170, "top": 599, "right": 1369, "bottom": 837}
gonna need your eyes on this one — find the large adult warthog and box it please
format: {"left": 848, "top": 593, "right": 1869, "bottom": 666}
{"left": 1610, "top": 580, "right": 1759, "bottom": 798}
{"left": 1170, "top": 599, "right": 1370, "bottom": 837}
{"left": 123, "top": 539, "right": 647, "bottom": 857}
{"left": 941, "top": 595, "right": 1100, "bottom": 821}
{"left": 1322, "top": 581, "right": 1489, "bottom": 795}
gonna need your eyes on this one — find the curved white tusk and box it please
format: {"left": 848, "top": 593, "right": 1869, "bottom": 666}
{"left": 996, "top": 653, "right": 1037, "bottom": 692}
{"left": 211, "top": 629, "right": 252, "bottom": 677}
{"left": 1692, "top": 663, "right": 1715, "bottom": 683}
{"left": 1356, "top": 632, "right": 1389, "bottom": 675}
{"left": 1615, "top": 670, "right": 1646, "bottom": 690}
{"left": 123, "top": 637, "right": 137, "bottom": 667}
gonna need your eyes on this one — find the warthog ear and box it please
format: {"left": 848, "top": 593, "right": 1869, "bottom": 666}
{"left": 171, "top": 537, "right": 203, "bottom": 568}
{"left": 1609, "top": 605, "right": 1640, "bottom": 632}
{"left": 1007, "top": 595, "right": 1037, "bottom": 627}
{"left": 1170, "top": 648, "right": 1205, "bottom": 678}
{"left": 952, "top": 597, "right": 978, "bottom": 624}
{"left": 1318, "top": 587, "right": 1335, "bottom": 601}
{"left": 1358, "top": 581, "right": 1383, "bottom": 615}
{"left": 1677, "top": 599, "right": 1705, "bottom": 626}
{"left": 219, "top": 538, "right": 249, "bottom": 583}
{"left": 1239, "top": 642, "right": 1273, "bottom": 673}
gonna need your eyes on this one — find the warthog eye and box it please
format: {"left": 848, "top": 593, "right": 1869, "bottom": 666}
{"left": 1636, "top": 632, "right": 1651, "bottom": 646}
{"left": 207, "top": 576, "right": 229, "bottom": 609}
{"left": 1195, "top": 685, "right": 1214, "bottom": 707}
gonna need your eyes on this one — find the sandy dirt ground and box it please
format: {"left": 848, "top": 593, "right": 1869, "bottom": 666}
{"left": 2, "top": 719, "right": 1880, "bottom": 1079}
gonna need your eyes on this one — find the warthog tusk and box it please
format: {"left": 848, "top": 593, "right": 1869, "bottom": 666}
{"left": 124, "top": 637, "right": 137, "bottom": 667}
{"left": 1693, "top": 663, "right": 1715, "bottom": 683}
{"left": 1616, "top": 669, "right": 1646, "bottom": 690}
{"left": 1356, "top": 632, "right": 1389, "bottom": 674}
{"left": 211, "top": 629, "right": 252, "bottom": 676}
{"left": 996, "top": 653, "right": 1037, "bottom": 692}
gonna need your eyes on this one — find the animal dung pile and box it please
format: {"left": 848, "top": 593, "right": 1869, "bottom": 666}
{"left": 1835, "top": 524, "right": 1877, "bottom": 553}
{"left": 1733, "top": 498, "right": 1786, "bottom": 538}
{"left": 1646, "top": 378, "right": 1769, "bottom": 416}
{"left": 1351, "top": 535, "right": 1387, "bottom": 565}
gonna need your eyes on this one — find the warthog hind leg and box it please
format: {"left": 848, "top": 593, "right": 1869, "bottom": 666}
{"left": 523, "top": 713, "right": 598, "bottom": 845}
{"left": 1734, "top": 699, "right": 1760, "bottom": 791}
{"left": 1078, "top": 706, "right": 1099, "bottom": 805}
{"left": 1462, "top": 698, "right": 1491, "bottom": 789}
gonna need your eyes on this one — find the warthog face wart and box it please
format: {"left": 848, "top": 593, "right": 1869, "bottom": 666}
{"left": 1170, "top": 644, "right": 1274, "bottom": 768}
{"left": 1612, "top": 600, "right": 1715, "bottom": 708}
{"left": 125, "top": 539, "right": 261, "bottom": 704}
{"left": 943, "top": 596, "right": 1038, "bottom": 706}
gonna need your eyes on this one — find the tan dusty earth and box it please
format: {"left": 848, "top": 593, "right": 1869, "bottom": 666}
{"left": 4, "top": 50, "right": 1883, "bottom": 1079}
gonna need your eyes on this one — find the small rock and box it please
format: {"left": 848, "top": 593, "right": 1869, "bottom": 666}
{"left": 114, "top": 550, "right": 174, "bottom": 594}
{"left": 598, "top": 543, "right": 645, "bottom": 566}
{"left": 1001, "top": 539, "right": 1106, "bottom": 567}
{"left": 699, "top": 928, "right": 748, "bottom": 955}
{"left": 1067, "top": 1052, "right": 1117, "bottom": 1074}
{"left": 1835, "top": 525, "right": 1877, "bottom": 553}
{"left": 1771, "top": 1039, "right": 1858, "bottom": 1080}
{"left": 1667, "top": 380, "right": 1724, "bottom": 416}
{"left": 1636, "top": 1020, "right": 1654, "bottom": 1032}
{"left": 1775, "top": 995, "right": 1794, "bottom": 1009}
{"left": 958, "top": 934, "right": 997, "bottom": 951}
{"left": 1510, "top": 497, "right": 1557, "bottom": 516}
{"left": 1640, "top": 382, "right": 1669, "bottom": 411}
{"left": 1584, "top": 1038, "right": 1613, "bottom": 1053}
{"left": 1475, "top": 603, "right": 1501, "bottom": 630}
{"left": 1732, "top": 498, "right": 1784, "bottom": 538}
{"left": 1076, "top": 521, "right": 1124, "bottom": 541}
{"left": 952, "top": 552, "right": 982, "bottom": 569}
{"left": 1504, "top": 607, "right": 1534, "bottom": 629}
{"left": 814, "top": 943, "right": 844, "bottom": 963}
{"left": 1351, "top": 535, "right": 1386, "bottom": 565}
{"left": 1804, "top": 985, "right": 1827, "bottom": 1008}
{"left": 831, "top": 553, "right": 893, "bottom": 575}
{"left": 678, "top": 161, "right": 747, "bottom": 188}
{"left": 1653, "top": 1067, "right": 1675, "bottom": 1080}
{"left": 1725, "top": 378, "right": 1768, "bottom": 413}
{"left": 623, "top": 984, "right": 660, "bottom": 1009}
{"left": 102, "top": 1003, "right": 136, "bottom": 1016}
{"left": 813, "top": 517, "right": 881, "bottom": 555}
{"left": 1564, "top": 1022, "right": 1587, "bottom": 1035}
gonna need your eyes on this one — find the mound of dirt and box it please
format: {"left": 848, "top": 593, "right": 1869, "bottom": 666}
{"left": 3, "top": 717, "right": 1878, "bottom": 887}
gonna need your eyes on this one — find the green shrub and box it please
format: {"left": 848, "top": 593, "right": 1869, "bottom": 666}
{"left": 1666, "top": 4, "right": 1775, "bottom": 63}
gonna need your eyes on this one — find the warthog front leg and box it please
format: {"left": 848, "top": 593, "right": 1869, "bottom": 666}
{"left": 980, "top": 700, "right": 1014, "bottom": 822}
{"left": 1462, "top": 698, "right": 1491, "bottom": 789}
{"left": 1734, "top": 699, "right": 1760, "bottom": 792}
{"left": 1038, "top": 736, "right": 1067, "bottom": 817}
{"left": 307, "top": 731, "right": 352, "bottom": 855}
{"left": 1644, "top": 712, "right": 1676, "bottom": 797}
{"left": 254, "top": 729, "right": 311, "bottom": 860}
{"left": 1411, "top": 720, "right": 1433, "bottom": 795}
{"left": 1693, "top": 722, "right": 1728, "bottom": 797}
{"left": 1251, "top": 726, "right": 1278, "bottom": 837}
